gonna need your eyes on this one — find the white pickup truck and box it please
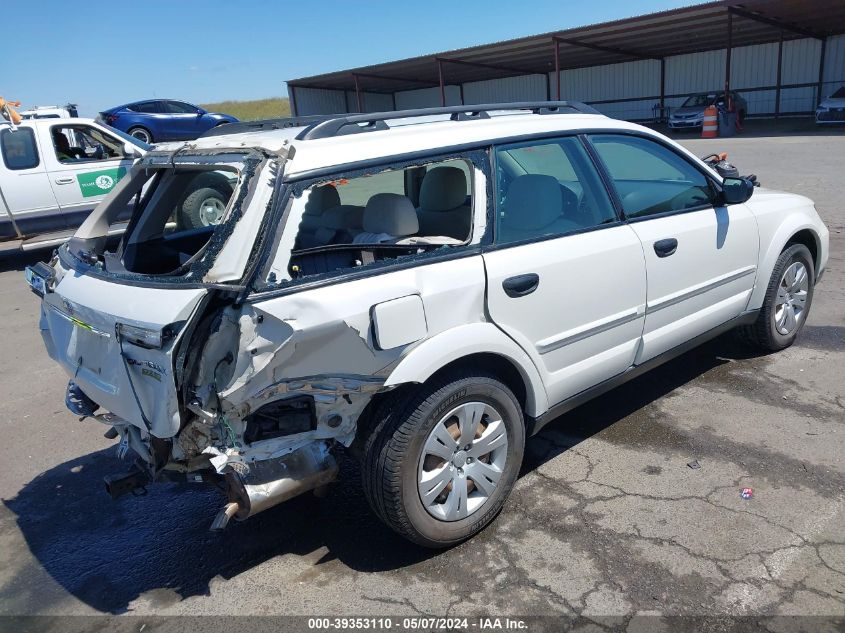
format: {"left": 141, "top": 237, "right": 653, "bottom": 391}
{"left": 0, "top": 117, "right": 147, "bottom": 252}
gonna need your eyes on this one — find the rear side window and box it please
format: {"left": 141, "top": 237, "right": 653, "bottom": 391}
{"left": 128, "top": 102, "right": 159, "bottom": 113}
{"left": 494, "top": 136, "right": 616, "bottom": 245}
{"left": 1, "top": 128, "right": 39, "bottom": 170}
{"left": 589, "top": 134, "right": 715, "bottom": 218}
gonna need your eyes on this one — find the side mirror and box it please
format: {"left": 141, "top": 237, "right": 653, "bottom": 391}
{"left": 196, "top": 108, "right": 206, "bottom": 115}
{"left": 721, "top": 177, "right": 754, "bottom": 205}
{"left": 123, "top": 143, "right": 141, "bottom": 158}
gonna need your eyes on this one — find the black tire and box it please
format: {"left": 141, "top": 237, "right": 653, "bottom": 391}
{"left": 362, "top": 371, "right": 525, "bottom": 548}
{"left": 738, "top": 243, "right": 814, "bottom": 351}
{"left": 127, "top": 126, "right": 153, "bottom": 144}
{"left": 178, "top": 187, "right": 229, "bottom": 229}
{"left": 177, "top": 173, "right": 234, "bottom": 229}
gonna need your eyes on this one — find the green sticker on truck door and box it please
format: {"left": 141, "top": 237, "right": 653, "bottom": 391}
{"left": 76, "top": 167, "right": 127, "bottom": 198}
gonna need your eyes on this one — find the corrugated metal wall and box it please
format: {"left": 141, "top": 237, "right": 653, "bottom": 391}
{"left": 344, "top": 91, "right": 393, "bottom": 113}
{"left": 394, "top": 86, "right": 462, "bottom": 109}
{"left": 292, "top": 34, "right": 845, "bottom": 119}
{"left": 824, "top": 34, "right": 845, "bottom": 85}
{"left": 462, "top": 74, "right": 547, "bottom": 104}
{"left": 290, "top": 86, "right": 346, "bottom": 115}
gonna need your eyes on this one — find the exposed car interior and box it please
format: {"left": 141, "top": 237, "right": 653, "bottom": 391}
{"left": 102, "top": 167, "right": 238, "bottom": 276}
{"left": 51, "top": 125, "right": 124, "bottom": 163}
{"left": 288, "top": 158, "right": 472, "bottom": 278}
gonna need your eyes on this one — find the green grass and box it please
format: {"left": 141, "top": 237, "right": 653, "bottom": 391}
{"left": 199, "top": 97, "right": 291, "bottom": 121}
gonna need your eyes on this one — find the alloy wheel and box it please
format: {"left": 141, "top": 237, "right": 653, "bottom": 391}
{"left": 774, "top": 261, "right": 809, "bottom": 335}
{"left": 417, "top": 402, "right": 508, "bottom": 521}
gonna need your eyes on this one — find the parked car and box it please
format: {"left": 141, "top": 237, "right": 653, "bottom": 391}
{"left": 668, "top": 91, "right": 747, "bottom": 129}
{"left": 815, "top": 86, "right": 845, "bottom": 123}
{"left": 0, "top": 116, "right": 235, "bottom": 252}
{"left": 28, "top": 102, "right": 828, "bottom": 548}
{"left": 0, "top": 117, "right": 145, "bottom": 252}
{"left": 98, "top": 99, "right": 238, "bottom": 144}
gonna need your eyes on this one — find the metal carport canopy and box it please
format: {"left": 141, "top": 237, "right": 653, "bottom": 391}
{"left": 287, "top": 0, "right": 845, "bottom": 101}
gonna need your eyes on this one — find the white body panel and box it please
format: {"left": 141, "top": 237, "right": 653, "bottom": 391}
{"left": 629, "top": 204, "right": 759, "bottom": 362}
{"left": 40, "top": 269, "right": 206, "bottom": 437}
{"left": 482, "top": 225, "right": 647, "bottom": 405}
{"left": 0, "top": 124, "right": 60, "bottom": 221}
{"left": 0, "top": 118, "right": 143, "bottom": 240}
{"left": 372, "top": 295, "right": 428, "bottom": 350}
{"left": 37, "top": 120, "right": 136, "bottom": 214}
{"left": 744, "top": 189, "right": 829, "bottom": 308}
{"left": 31, "top": 107, "right": 831, "bottom": 434}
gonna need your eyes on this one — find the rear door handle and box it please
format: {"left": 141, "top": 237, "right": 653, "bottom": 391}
{"left": 502, "top": 273, "right": 539, "bottom": 298}
{"left": 654, "top": 238, "right": 678, "bottom": 258}
{"left": 54, "top": 177, "right": 74, "bottom": 185}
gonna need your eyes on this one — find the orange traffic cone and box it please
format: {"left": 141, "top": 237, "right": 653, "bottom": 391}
{"left": 701, "top": 105, "right": 718, "bottom": 138}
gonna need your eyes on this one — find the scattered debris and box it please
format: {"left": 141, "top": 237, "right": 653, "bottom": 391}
{"left": 687, "top": 459, "right": 701, "bottom": 470}
{"left": 741, "top": 487, "right": 754, "bottom": 500}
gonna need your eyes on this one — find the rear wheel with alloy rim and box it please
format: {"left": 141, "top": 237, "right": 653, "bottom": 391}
{"left": 739, "top": 243, "right": 815, "bottom": 351}
{"left": 363, "top": 371, "right": 524, "bottom": 547}
{"left": 127, "top": 126, "right": 152, "bottom": 144}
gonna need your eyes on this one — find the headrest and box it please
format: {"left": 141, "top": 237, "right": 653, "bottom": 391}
{"left": 419, "top": 166, "right": 468, "bottom": 212}
{"left": 363, "top": 193, "right": 419, "bottom": 236}
{"left": 320, "top": 205, "right": 364, "bottom": 230}
{"left": 501, "top": 175, "right": 562, "bottom": 230}
{"left": 304, "top": 184, "right": 340, "bottom": 216}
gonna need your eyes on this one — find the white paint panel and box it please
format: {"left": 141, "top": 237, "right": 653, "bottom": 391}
{"left": 292, "top": 87, "right": 347, "bottom": 115}
{"left": 394, "top": 86, "right": 461, "bottom": 109}
{"left": 373, "top": 294, "right": 428, "bottom": 350}
{"left": 462, "top": 74, "right": 547, "bottom": 104}
{"left": 483, "top": 224, "right": 647, "bottom": 405}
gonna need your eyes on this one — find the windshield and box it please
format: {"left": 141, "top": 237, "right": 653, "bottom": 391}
{"left": 682, "top": 94, "right": 715, "bottom": 107}
{"left": 831, "top": 87, "right": 845, "bottom": 99}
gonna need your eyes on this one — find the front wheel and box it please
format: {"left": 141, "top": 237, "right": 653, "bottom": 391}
{"left": 363, "top": 372, "right": 525, "bottom": 548}
{"left": 740, "top": 243, "right": 814, "bottom": 351}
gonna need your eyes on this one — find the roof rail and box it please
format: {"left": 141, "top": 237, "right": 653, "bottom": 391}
{"left": 296, "top": 101, "right": 600, "bottom": 141}
{"left": 199, "top": 114, "right": 336, "bottom": 138}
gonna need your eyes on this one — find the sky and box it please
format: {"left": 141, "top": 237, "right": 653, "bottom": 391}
{"left": 2, "top": 0, "right": 697, "bottom": 117}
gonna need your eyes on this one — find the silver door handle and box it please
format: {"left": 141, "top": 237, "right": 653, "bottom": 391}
{"left": 54, "top": 177, "right": 74, "bottom": 185}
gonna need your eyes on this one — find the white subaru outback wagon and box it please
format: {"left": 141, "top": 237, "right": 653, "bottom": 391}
{"left": 28, "top": 102, "right": 829, "bottom": 547}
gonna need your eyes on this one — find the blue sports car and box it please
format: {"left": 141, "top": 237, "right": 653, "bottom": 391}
{"left": 98, "top": 99, "right": 238, "bottom": 144}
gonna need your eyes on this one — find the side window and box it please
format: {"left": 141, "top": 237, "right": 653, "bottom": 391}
{"left": 51, "top": 125, "right": 123, "bottom": 163}
{"left": 589, "top": 134, "right": 715, "bottom": 218}
{"left": 166, "top": 101, "right": 198, "bottom": 114}
{"left": 494, "top": 136, "right": 616, "bottom": 245}
{"left": 0, "top": 128, "right": 39, "bottom": 170}
{"left": 331, "top": 169, "right": 405, "bottom": 207}
{"left": 261, "top": 155, "right": 478, "bottom": 289}
{"left": 129, "top": 102, "right": 159, "bottom": 114}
